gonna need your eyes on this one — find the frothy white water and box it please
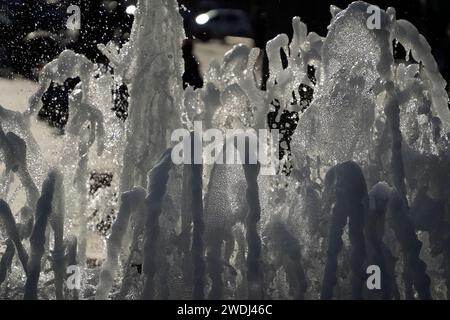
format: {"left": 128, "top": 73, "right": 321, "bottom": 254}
{"left": 0, "top": 1, "right": 449, "bottom": 300}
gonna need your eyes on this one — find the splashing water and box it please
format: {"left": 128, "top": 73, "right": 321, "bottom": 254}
{"left": 0, "top": 1, "right": 449, "bottom": 300}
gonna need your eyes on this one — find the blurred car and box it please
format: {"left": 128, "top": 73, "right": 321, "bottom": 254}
{"left": 189, "top": 9, "right": 252, "bottom": 41}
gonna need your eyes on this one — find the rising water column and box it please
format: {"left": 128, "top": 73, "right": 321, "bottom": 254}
{"left": 118, "top": 0, "right": 186, "bottom": 191}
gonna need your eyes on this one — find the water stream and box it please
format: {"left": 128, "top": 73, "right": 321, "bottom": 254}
{"left": 0, "top": 1, "right": 449, "bottom": 300}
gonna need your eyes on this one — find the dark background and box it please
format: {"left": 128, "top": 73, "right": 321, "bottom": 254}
{"left": 0, "top": 0, "right": 449, "bottom": 85}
